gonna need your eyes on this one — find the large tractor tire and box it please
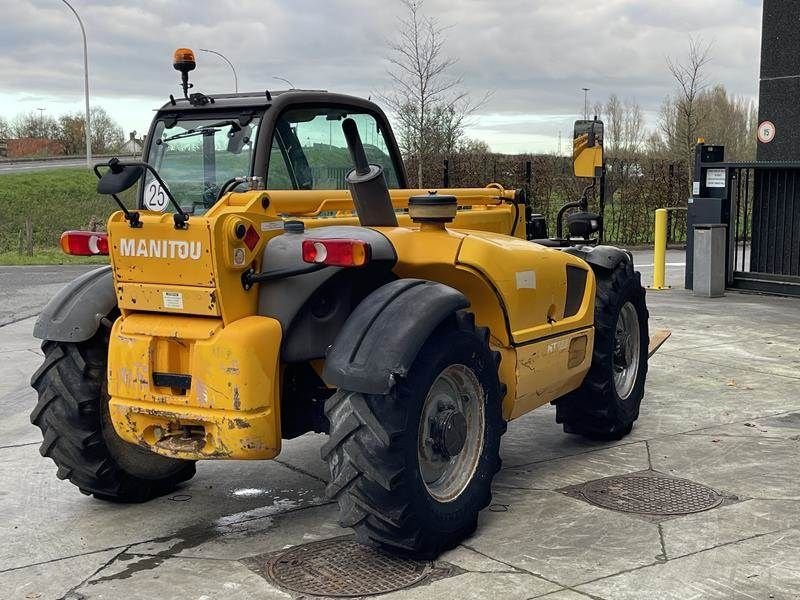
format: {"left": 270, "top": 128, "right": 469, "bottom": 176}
{"left": 555, "top": 260, "right": 649, "bottom": 440}
{"left": 30, "top": 325, "right": 195, "bottom": 502}
{"left": 322, "top": 313, "right": 506, "bottom": 558}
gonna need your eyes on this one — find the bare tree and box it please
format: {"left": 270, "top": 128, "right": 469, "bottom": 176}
{"left": 595, "top": 94, "right": 645, "bottom": 158}
{"left": 381, "top": 0, "right": 487, "bottom": 187}
{"left": 660, "top": 36, "right": 713, "bottom": 161}
{"left": 11, "top": 111, "right": 60, "bottom": 139}
{"left": 0, "top": 116, "right": 9, "bottom": 140}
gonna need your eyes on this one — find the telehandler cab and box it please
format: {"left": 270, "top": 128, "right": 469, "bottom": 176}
{"left": 31, "top": 48, "right": 656, "bottom": 557}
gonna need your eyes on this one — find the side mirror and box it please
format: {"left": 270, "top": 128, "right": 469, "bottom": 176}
{"left": 226, "top": 124, "right": 252, "bottom": 155}
{"left": 96, "top": 160, "right": 144, "bottom": 195}
{"left": 573, "top": 119, "right": 604, "bottom": 178}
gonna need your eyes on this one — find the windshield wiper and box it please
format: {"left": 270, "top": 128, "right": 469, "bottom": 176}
{"left": 156, "top": 120, "right": 241, "bottom": 145}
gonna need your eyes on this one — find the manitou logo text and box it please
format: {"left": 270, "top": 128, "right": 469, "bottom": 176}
{"left": 119, "top": 239, "right": 202, "bottom": 260}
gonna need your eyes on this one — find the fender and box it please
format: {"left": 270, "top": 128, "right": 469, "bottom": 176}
{"left": 32, "top": 266, "right": 116, "bottom": 343}
{"left": 322, "top": 279, "right": 469, "bottom": 395}
{"left": 563, "top": 244, "right": 632, "bottom": 272}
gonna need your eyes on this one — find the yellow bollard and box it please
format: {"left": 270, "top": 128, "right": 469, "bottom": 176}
{"left": 651, "top": 208, "right": 670, "bottom": 290}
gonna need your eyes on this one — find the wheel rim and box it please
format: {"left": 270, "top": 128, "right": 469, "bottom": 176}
{"left": 613, "top": 301, "right": 641, "bottom": 400}
{"left": 417, "top": 364, "right": 485, "bottom": 503}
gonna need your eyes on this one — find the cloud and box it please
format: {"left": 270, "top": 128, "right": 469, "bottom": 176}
{"left": 1, "top": 0, "right": 761, "bottom": 151}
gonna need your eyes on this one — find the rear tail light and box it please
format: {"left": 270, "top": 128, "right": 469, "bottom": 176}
{"left": 301, "top": 238, "right": 371, "bottom": 267}
{"left": 60, "top": 231, "right": 109, "bottom": 256}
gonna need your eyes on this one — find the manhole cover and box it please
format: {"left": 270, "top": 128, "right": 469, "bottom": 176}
{"left": 580, "top": 473, "right": 723, "bottom": 515}
{"left": 265, "top": 538, "right": 431, "bottom": 597}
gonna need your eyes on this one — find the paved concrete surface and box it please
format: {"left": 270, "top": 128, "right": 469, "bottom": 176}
{"left": 1, "top": 261, "right": 799, "bottom": 599}
{"left": 0, "top": 266, "right": 98, "bottom": 326}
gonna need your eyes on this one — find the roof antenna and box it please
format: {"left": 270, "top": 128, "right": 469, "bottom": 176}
{"left": 273, "top": 76, "right": 295, "bottom": 89}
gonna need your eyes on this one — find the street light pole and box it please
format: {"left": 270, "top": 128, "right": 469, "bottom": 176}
{"left": 61, "top": 0, "right": 91, "bottom": 169}
{"left": 199, "top": 49, "right": 238, "bottom": 93}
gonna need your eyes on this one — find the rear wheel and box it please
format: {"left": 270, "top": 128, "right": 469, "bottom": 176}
{"left": 322, "top": 313, "right": 506, "bottom": 558}
{"left": 555, "top": 260, "right": 649, "bottom": 440}
{"left": 30, "top": 325, "right": 195, "bottom": 502}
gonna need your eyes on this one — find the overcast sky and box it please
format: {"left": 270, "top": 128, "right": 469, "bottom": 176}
{"left": 2, "top": 0, "right": 762, "bottom": 153}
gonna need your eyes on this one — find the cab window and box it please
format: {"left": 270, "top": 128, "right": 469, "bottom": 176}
{"left": 266, "top": 108, "right": 399, "bottom": 190}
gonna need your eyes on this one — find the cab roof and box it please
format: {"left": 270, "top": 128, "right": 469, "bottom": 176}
{"left": 155, "top": 89, "right": 386, "bottom": 112}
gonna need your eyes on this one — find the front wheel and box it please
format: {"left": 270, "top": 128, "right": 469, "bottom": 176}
{"left": 555, "top": 259, "right": 649, "bottom": 440}
{"left": 322, "top": 313, "right": 506, "bottom": 558}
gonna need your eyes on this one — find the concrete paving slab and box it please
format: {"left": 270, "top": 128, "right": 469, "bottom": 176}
{"left": 274, "top": 432, "right": 330, "bottom": 483}
{"left": 536, "top": 591, "right": 597, "bottom": 600}
{"left": 650, "top": 433, "right": 800, "bottom": 500}
{"left": 577, "top": 528, "right": 800, "bottom": 600}
{"left": 661, "top": 499, "right": 800, "bottom": 559}
{"left": 440, "top": 545, "right": 520, "bottom": 573}
{"left": 625, "top": 353, "right": 800, "bottom": 441}
{"left": 377, "top": 572, "right": 561, "bottom": 600}
{"left": 466, "top": 487, "right": 663, "bottom": 586}
{"left": 500, "top": 405, "right": 625, "bottom": 467}
{"left": 684, "top": 411, "right": 800, "bottom": 440}
{"left": 0, "top": 443, "right": 327, "bottom": 572}
{"left": 1, "top": 548, "right": 121, "bottom": 600}
{"left": 71, "top": 554, "right": 290, "bottom": 600}
{"left": 496, "top": 441, "right": 649, "bottom": 490}
{"left": 127, "top": 502, "right": 339, "bottom": 561}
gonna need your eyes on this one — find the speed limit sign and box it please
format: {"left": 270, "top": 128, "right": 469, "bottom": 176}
{"left": 143, "top": 180, "right": 170, "bottom": 211}
{"left": 757, "top": 120, "right": 776, "bottom": 144}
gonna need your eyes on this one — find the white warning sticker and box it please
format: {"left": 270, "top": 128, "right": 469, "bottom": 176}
{"left": 261, "top": 221, "right": 284, "bottom": 231}
{"left": 162, "top": 291, "right": 184, "bottom": 310}
{"left": 515, "top": 270, "right": 536, "bottom": 289}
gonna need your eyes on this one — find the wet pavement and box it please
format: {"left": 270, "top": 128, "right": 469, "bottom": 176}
{"left": 1, "top": 259, "right": 799, "bottom": 599}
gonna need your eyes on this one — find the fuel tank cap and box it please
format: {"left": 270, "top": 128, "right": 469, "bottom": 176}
{"left": 408, "top": 191, "right": 457, "bottom": 223}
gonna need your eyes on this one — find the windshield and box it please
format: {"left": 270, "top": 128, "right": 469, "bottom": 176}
{"left": 266, "top": 108, "right": 399, "bottom": 190}
{"left": 143, "top": 115, "right": 260, "bottom": 214}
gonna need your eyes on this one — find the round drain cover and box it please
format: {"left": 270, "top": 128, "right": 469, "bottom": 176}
{"left": 266, "top": 538, "right": 431, "bottom": 597}
{"left": 581, "top": 474, "right": 723, "bottom": 515}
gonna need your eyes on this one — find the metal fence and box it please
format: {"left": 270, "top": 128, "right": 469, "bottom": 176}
{"left": 405, "top": 154, "right": 691, "bottom": 246}
{"left": 727, "top": 163, "right": 800, "bottom": 293}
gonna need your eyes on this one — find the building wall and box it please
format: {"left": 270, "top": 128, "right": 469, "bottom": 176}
{"left": 6, "top": 138, "right": 64, "bottom": 158}
{"left": 758, "top": 0, "right": 800, "bottom": 160}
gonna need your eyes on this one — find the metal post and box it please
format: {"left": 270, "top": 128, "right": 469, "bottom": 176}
{"left": 652, "top": 208, "right": 669, "bottom": 290}
{"left": 200, "top": 49, "right": 239, "bottom": 92}
{"left": 442, "top": 159, "right": 449, "bottom": 188}
{"left": 61, "top": 0, "right": 91, "bottom": 169}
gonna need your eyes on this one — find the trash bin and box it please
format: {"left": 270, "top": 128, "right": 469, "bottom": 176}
{"left": 692, "top": 224, "right": 727, "bottom": 297}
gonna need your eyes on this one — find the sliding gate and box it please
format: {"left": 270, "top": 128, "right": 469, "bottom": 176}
{"left": 691, "top": 148, "right": 800, "bottom": 297}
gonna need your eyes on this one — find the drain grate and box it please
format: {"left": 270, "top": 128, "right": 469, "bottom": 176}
{"left": 579, "top": 472, "right": 723, "bottom": 515}
{"left": 263, "top": 537, "right": 432, "bottom": 597}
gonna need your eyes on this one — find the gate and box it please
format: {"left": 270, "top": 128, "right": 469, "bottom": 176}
{"left": 728, "top": 163, "right": 800, "bottom": 296}
{"left": 688, "top": 142, "right": 800, "bottom": 297}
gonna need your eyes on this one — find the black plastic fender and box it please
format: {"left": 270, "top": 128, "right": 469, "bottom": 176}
{"left": 322, "top": 279, "right": 469, "bottom": 395}
{"left": 563, "top": 244, "right": 632, "bottom": 272}
{"left": 32, "top": 266, "right": 116, "bottom": 343}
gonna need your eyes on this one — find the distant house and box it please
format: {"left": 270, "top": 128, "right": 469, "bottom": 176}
{"left": 119, "top": 132, "right": 145, "bottom": 156}
{"left": 5, "top": 138, "right": 64, "bottom": 158}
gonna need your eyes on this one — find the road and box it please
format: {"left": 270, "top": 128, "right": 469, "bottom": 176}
{"left": 0, "top": 265, "right": 97, "bottom": 326}
{"left": 0, "top": 158, "right": 90, "bottom": 173}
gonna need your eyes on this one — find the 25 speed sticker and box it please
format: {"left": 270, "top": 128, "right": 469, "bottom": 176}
{"left": 144, "top": 179, "right": 170, "bottom": 212}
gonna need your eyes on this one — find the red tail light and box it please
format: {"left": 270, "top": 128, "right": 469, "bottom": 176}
{"left": 301, "top": 238, "right": 371, "bottom": 267}
{"left": 60, "top": 231, "right": 109, "bottom": 256}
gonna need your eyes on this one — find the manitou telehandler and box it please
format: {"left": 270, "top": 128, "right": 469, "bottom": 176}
{"left": 31, "top": 48, "right": 657, "bottom": 557}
